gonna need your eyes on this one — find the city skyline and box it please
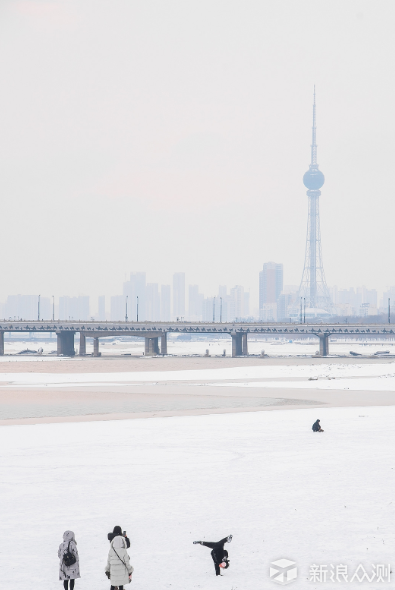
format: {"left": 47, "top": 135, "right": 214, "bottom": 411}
{"left": 0, "top": 268, "right": 392, "bottom": 322}
{"left": 1, "top": 3, "right": 395, "bottom": 303}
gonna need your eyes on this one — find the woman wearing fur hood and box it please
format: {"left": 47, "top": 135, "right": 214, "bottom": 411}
{"left": 105, "top": 531, "right": 134, "bottom": 589}
{"left": 58, "top": 530, "right": 80, "bottom": 589}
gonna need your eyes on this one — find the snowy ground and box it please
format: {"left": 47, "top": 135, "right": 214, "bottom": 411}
{"left": 1, "top": 406, "right": 394, "bottom": 589}
{"left": 0, "top": 360, "right": 394, "bottom": 389}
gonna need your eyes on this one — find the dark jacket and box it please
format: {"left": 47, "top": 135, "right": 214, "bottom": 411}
{"left": 202, "top": 537, "right": 229, "bottom": 563}
{"left": 312, "top": 420, "right": 321, "bottom": 432}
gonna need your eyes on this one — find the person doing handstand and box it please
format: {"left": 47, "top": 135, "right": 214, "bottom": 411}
{"left": 193, "top": 535, "right": 232, "bottom": 576}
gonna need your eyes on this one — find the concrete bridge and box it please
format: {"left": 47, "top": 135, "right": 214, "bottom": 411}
{"left": 0, "top": 320, "right": 394, "bottom": 357}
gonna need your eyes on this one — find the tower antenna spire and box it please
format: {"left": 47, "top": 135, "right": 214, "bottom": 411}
{"left": 311, "top": 85, "right": 317, "bottom": 166}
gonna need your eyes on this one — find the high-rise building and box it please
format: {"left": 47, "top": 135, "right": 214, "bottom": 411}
{"left": 173, "top": 272, "right": 185, "bottom": 319}
{"left": 298, "top": 89, "right": 332, "bottom": 311}
{"left": 97, "top": 296, "right": 106, "bottom": 320}
{"left": 229, "top": 285, "right": 246, "bottom": 320}
{"left": 259, "top": 263, "right": 283, "bottom": 321}
{"left": 146, "top": 283, "right": 160, "bottom": 321}
{"left": 160, "top": 285, "right": 171, "bottom": 321}
{"left": 123, "top": 272, "right": 146, "bottom": 321}
{"left": 259, "top": 263, "right": 283, "bottom": 308}
{"left": 2, "top": 295, "right": 51, "bottom": 320}
{"left": 188, "top": 285, "right": 203, "bottom": 320}
{"left": 110, "top": 295, "right": 124, "bottom": 321}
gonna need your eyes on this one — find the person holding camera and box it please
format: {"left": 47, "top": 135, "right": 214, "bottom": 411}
{"left": 107, "top": 526, "right": 130, "bottom": 548}
{"left": 105, "top": 526, "right": 134, "bottom": 588}
{"left": 58, "top": 530, "right": 80, "bottom": 589}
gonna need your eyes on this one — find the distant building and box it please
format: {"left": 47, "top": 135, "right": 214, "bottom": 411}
{"left": 123, "top": 272, "right": 146, "bottom": 321}
{"left": 259, "top": 263, "right": 283, "bottom": 307}
{"left": 259, "top": 262, "right": 283, "bottom": 320}
{"left": 173, "top": 272, "right": 185, "bottom": 319}
{"left": 59, "top": 296, "right": 90, "bottom": 320}
{"left": 146, "top": 283, "right": 160, "bottom": 321}
{"left": 188, "top": 285, "right": 204, "bottom": 321}
{"left": 332, "top": 285, "right": 378, "bottom": 316}
{"left": 97, "top": 296, "right": 106, "bottom": 320}
{"left": 2, "top": 294, "right": 50, "bottom": 320}
{"left": 260, "top": 303, "right": 277, "bottom": 322}
{"left": 161, "top": 285, "right": 171, "bottom": 321}
{"left": 229, "top": 285, "right": 248, "bottom": 320}
{"left": 110, "top": 295, "right": 124, "bottom": 321}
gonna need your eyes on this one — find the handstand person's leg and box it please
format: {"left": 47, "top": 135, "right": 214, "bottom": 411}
{"left": 201, "top": 541, "right": 216, "bottom": 549}
{"left": 63, "top": 582, "right": 68, "bottom": 590}
{"left": 70, "top": 581, "right": 75, "bottom": 590}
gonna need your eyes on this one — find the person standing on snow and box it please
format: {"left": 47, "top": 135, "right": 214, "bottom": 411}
{"left": 312, "top": 419, "right": 324, "bottom": 432}
{"left": 107, "top": 525, "right": 131, "bottom": 548}
{"left": 105, "top": 533, "right": 134, "bottom": 589}
{"left": 58, "top": 530, "right": 80, "bottom": 589}
{"left": 193, "top": 535, "right": 232, "bottom": 576}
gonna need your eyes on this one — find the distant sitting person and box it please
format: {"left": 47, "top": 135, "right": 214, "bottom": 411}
{"left": 312, "top": 419, "right": 324, "bottom": 432}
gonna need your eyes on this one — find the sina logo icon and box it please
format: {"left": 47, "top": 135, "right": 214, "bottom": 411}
{"left": 269, "top": 559, "right": 297, "bottom": 585}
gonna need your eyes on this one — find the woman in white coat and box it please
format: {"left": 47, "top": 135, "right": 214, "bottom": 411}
{"left": 58, "top": 530, "right": 80, "bottom": 589}
{"left": 105, "top": 534, "right": 134, "bottom": 589}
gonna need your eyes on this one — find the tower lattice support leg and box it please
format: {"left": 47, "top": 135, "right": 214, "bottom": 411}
{"left": 0, "top": 331, "right": 4, "bottom": 355}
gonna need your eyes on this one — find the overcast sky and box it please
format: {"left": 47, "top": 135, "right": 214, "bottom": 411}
{"left": 1, "top": 0, "right": 394, "bottom": 309}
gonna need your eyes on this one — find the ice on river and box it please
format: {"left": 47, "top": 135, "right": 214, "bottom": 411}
{"left": 1, "top": 405, "right": 394, "bottom": 589}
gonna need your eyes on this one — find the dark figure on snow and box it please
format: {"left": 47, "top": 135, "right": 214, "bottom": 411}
{"left": 193, "top": 535, "right": 232, "bottom": 576}
{"left": 312, "top": 419, "right": 324, "bottom": 432}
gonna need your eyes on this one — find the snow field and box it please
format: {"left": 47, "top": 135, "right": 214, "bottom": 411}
{"left": 1, "top": 405, "right": 395, "bottom": 589}
{"left": 0, "top": 361, "right": 394, "bottom": 389}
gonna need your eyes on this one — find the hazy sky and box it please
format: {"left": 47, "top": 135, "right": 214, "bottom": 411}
{"left": 1, "top": 0, "right": 395, "bottom": 309}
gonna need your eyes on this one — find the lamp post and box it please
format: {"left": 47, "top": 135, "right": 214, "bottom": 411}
{"left": 52, "top": 295, "right": 55, "bottom": 321}
{"left": 125, "top": 295, "right": 128, "bottom": 322}
{"left": 389, "top": 298, "right": 391, "bottom": 324}
{"left": 213, "top": 297, "right": 216, "bottom": 322}
{"left": 137, "top": 296, "right": 139, "bottom": 322}
{"left": 220, "top": 297, "right": 222, "bottom": 323}
{"left": 38, "top": 295, "right": 40, "bottom": 321}
{"left": 304, "top": 298, "right": 306, "bottom": 324}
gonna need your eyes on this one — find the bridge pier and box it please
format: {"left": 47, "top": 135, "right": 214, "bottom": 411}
{"left": 145, "top": 337, "right": 159, "bottom": 356}
{"left": 0, "top": 331, "right": 4, "bottom": 355}
{"left": 160, "top": 333, "right": 167, "bottom": 355}
{"left": 79, "top": 333, "right": 86, "bottom": 356}
{"left": 57, "top": 332, "right": 75, "bottom": 356}
{"left": 232, "top": 333, "right": 243, "bottom": 357}
{"left": 319, "top": 334, "right": 329, "bottom": 356}
{"left": 242, "top": 333, "right": 248, "bottom": 355}
{"left": 93, "top": 337, "right": 100, "bottom": 357}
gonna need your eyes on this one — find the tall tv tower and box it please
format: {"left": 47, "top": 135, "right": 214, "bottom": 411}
{"left": 298, "top": 88, "right": 332, "bottom": 311}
